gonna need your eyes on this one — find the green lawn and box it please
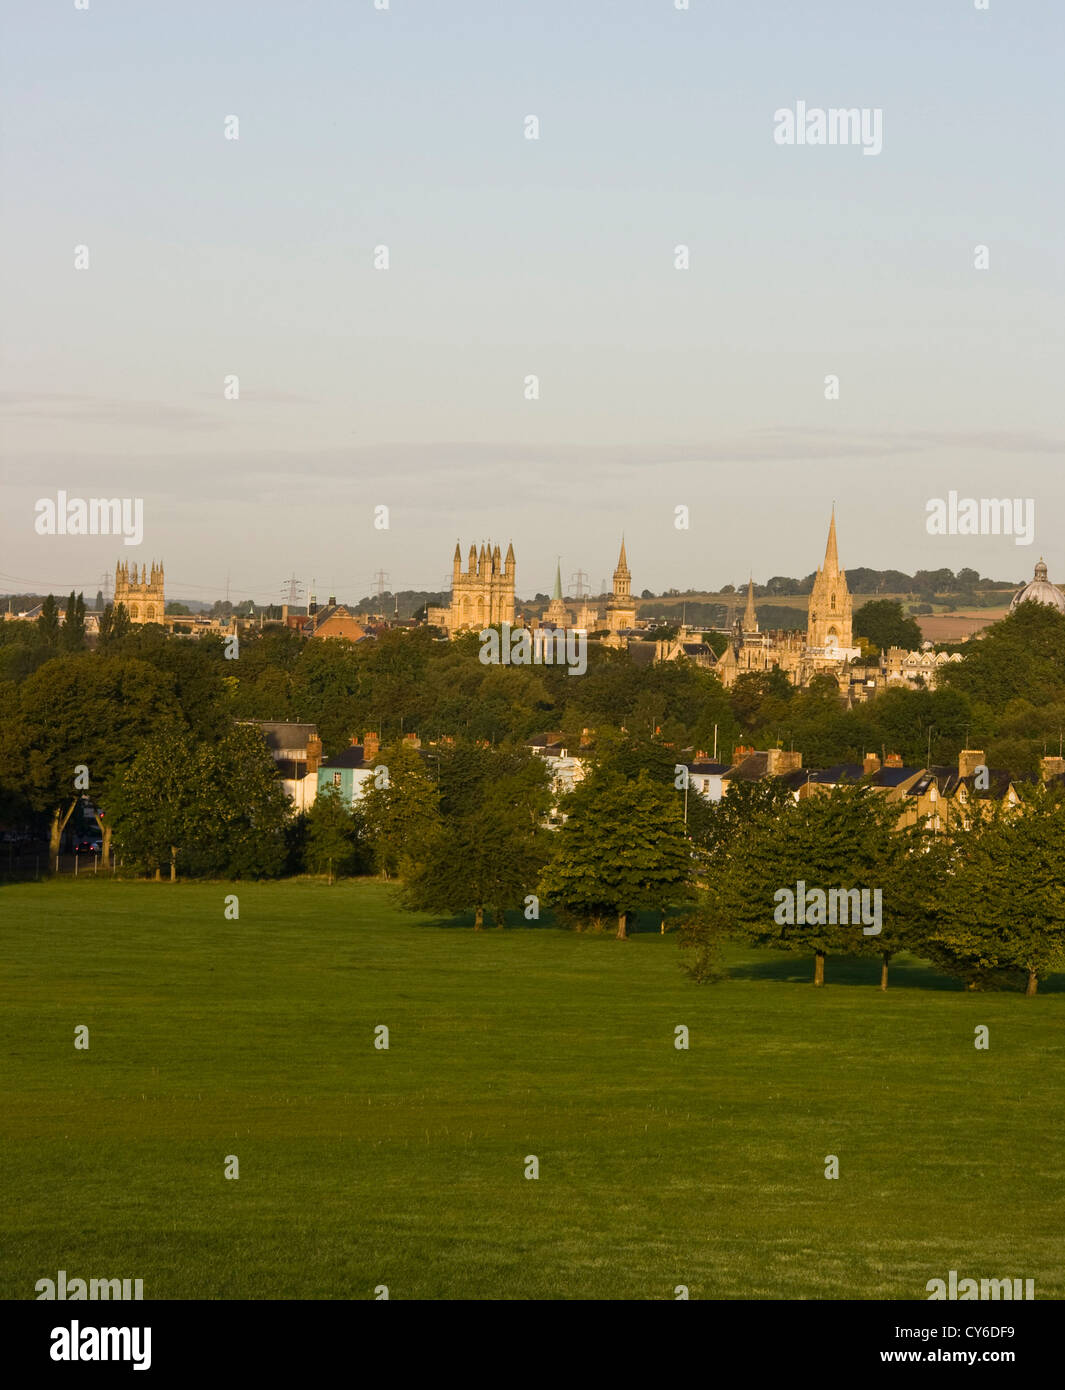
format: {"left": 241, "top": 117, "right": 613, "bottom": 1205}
{"left": 2, "top": 878, "right": 1062, "bottom": 1300}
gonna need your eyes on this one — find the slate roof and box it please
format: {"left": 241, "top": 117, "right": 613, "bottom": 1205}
{"left": 870, "top": 766, "right": 923, "bottom": 789}
{"left": 248, "top": 721, "right": 318, "bottom": 752}
{"left": 321, "top": 746, "right": 369, "bottom": 769}
{"left": 725, "top": 753, "right": 769, "bottom": 780}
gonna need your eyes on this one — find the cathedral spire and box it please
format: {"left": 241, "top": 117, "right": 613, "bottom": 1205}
{"left": 743, "top": 575, "right": 758, "bottom": 632}
{"left": 822, "top": 506, "right": 840, "bottom": 576}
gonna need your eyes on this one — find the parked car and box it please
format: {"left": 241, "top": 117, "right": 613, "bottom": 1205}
{"left": 74, "top": 837, "right": 103, "bottom": 855}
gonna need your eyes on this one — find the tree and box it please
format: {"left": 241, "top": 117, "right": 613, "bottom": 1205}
{"left": 37, "top": 595, "right": 59, "bottom": 647}
{"left": 305, "top": 784, "right": 363, "bottom": 880}
{"left": 360, "top": 742, "right": 440, "bottom": 878}
{"left": 853, "top": 599, "right": 922, "bottom": 655}
{"left": 404, "top": 793, "right": 547, "bottom": 929}
{"left": 110, "top": 725, "right": 290, "bottom": 879}
{"left": 16, "top": 654, "right": 183, "bottom": 862}
{"left": 60, "top": 592, "right": 86, "bottom": 652}
{"left": 403, "top": 745, "right": 551, "bottom": 927}
{"left": 695, "top": 784, "right": 924, "bottom": 986}
{"left": 541, "top": 769, "right": 692, "bottom": 938}
{"left": 926, "top": 792, "right": 1065, "bottom": 994}
{"left": 107, "top": 731, "right": 199, "bottom": 879}
{"left": 97, "top": 602, "right": 131, "bottom": 649}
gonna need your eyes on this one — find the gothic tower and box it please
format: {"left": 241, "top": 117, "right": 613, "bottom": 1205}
{"left": 806, "top": 510, "right": 852, "bottom": 652}
{"left": 114, "top": 560, "right": 165, "bottom": 625}
{"left": 447, "top": 539, "right": 516, "bottom": 632}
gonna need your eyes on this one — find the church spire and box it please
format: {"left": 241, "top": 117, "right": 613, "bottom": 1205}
{"left": 822, "top": 506, "right": 840, "bottom": 576}
{"left": 552, "top": 560, "right": 563, "bottom": 602}
{"left": 743, "top": 575, "right": 758, "bottom": 632}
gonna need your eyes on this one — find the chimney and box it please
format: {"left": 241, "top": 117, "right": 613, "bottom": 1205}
{"left": 1040, "top": 755, "right": 1065, "bottom": 783}
{"left": 766, "top": 748, "right": 802, "bottom": 776}
{"left": 580, "top": 727, "right": 592, "bottom": 747}
{"left": 863, "top": 753, "right": 881, "bottom": 776}
{"left": 327, "top": 595, "right": 336, "bottom": 607}
{"left": 306, "top": 733, "right": 322, "bottom": 776}
{"left": 695, "top": 750, "right": 708, "bottom": 762}
{"left": 958, "top": 749, "right": 986, "bottom": 779}
{"left": 362, "top": 731, "right": 380, "bottom": 761}
{"left": 732, "top": 744, "right": 755, "bottom": 761}
{"left": 884, "top": 752, "right": 903, "bottom": 768}
{"left": 403, "top": 733, "right": 421, "bottom": 750}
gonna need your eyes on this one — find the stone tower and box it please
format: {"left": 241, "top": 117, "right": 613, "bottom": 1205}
{"left": 806, "top": 510, "right": 852, "bottom": 652}
{"left": 448, "top": 540, "right": 515, "bottom": 632}
{"left": 114, "top": 560, "right": 165, "bottom": 625}
{"left": 606, "top": 538, "right": 637, "bottom": 633}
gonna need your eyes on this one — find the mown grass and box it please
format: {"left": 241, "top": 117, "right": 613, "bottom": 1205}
{"left": 1, "top": 878, "right": 1062, "bottom": 1299}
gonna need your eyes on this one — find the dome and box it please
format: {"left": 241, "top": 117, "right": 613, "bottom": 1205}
{"left": 1009, "top": 558, "right": 1065, "bottom": 614}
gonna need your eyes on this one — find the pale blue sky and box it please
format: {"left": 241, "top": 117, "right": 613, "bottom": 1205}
{"left": 1, "top": 0, "right": 1062, "bottom": 603}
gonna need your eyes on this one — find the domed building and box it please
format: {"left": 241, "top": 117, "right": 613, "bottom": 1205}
{"left": 1009, "top": 559, "right": 1065, "bottom": 614}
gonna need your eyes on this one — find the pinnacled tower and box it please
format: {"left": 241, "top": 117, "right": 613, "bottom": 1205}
{"left": 606, "top": 537, "right": 637, "bottom": 633}
{"left": 448, "top": 539, "right": 516, "bottom": 632}
{"left": 806, "top": 509, "right": 852, "bottom": 652}
{"left": 114, "top": 560, "right": 165, "bottom": 624}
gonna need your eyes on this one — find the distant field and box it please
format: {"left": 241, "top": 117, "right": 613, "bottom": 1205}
{"left": 2, "top": 879, "right": 1062, "bottom": 1300}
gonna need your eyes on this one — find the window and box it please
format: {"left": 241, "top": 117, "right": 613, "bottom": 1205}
{"left": 130, "top": 605, "right": 139, "bottom": 618}
{"left": 333, "top": 772, "right": 342, "bottom": 787}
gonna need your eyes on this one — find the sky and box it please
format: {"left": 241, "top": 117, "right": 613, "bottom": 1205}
{"left": 1, "top": 0, "right": 1062, "bottom": 605}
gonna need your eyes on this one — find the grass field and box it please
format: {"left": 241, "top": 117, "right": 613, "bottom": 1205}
{"left": 2, "top": 878, "right": 1063, "bottom": 1301}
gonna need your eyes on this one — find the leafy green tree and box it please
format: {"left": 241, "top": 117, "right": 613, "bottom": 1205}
{"left": 111, "top": 725, "right": 289, "bottom": 879}
{"left": 360, "top": 741, "right": 441, "bottom": 878}
{"left": 854, "top": 599, "right": 922, "bottom": 654}
{"left": 541, "top": 769, "right": 692, "bottom": 938}
{"left": 305, "top": 785, "right": 363, "bottom": 880}
{"left": 60, "top": 593, "right": 86, "bottom": 652}
{"left": 97, "top": 602, "right": 132, "bottom": 649}
{"left": 16, "top": 654, "right": 183, "bottom": 861}
{"left": 938, "top": 603, "right": 1065, "bottom": 711}
{"left": 926, "top": 792, "right": 1065, "bottom": 994}
{"left": 696, "top": 784, "right": 923, "bottom": 986}
{"left": 404, "top": 791, "right": 548, "bottom": 929}
{"left": 107, "top": 731, "right": 199, "bottom": 879}
{"left": 37, "top": 595, "right": 59, "bottom": 647}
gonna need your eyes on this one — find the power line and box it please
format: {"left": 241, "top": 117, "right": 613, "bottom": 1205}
{"left": 281, "top": 574, "right": 304, "bottom": 605}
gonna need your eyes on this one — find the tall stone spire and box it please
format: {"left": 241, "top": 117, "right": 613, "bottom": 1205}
{"left": 743, "top": 576, "right": 758, "bottom": 632}
{"left": 807, "top": 506, "right": 852, "bottom": 652}
{"left": 612, "top": 537, "right": 631, "bottom": 599}
{"left": 822, "top": 506, "right": 840, "bottom": 577}
{"left": 552, "top": 561, "right": 563, "bottom": 602}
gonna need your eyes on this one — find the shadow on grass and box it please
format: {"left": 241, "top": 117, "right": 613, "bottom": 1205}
{"left": 726, "top": 951, "right": 1065, "bottom": 993}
